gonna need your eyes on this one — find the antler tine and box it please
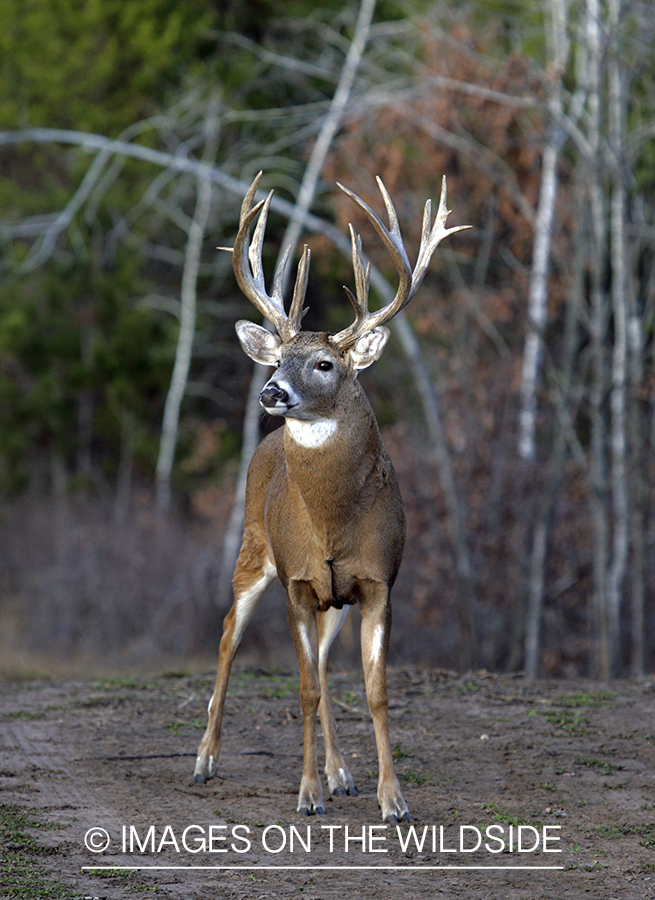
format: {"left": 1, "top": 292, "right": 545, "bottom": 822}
{"left": 229, "top": 171, "right": 309, "bottom": 342}
{"left": 350, "top": 227, "right": 371, "bottom": 305}
{"left": 247, "top": 190, "right": 275, "bottom": 299}
{"left": 331, "top": 178, "right": 412, "bottom": 350}
{"left": 331, "top": 176, "right": 470, "bottom": 350}
{"left": 334, "top": 224, "right": 372, "bottom": 348}
{"left": 288, "top": 245, "right": 311, "bottom": 335}
{"left": 413, "top": 176, "right": 472, "bottom": 290}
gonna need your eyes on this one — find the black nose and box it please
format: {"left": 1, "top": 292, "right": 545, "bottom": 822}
{"left": 260, "top": 383, "right": 288, "bottom": 408}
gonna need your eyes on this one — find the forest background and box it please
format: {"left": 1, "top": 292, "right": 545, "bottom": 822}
{"left": 0, "top": 0, "right": 653, "bottom": 681}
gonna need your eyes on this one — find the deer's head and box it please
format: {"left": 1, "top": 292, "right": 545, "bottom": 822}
{"left": 228, "top": 172, "right": 468, "bottom": 423}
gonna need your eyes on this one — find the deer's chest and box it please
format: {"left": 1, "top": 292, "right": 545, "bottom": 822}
{"left": 263, "top": 461, "right": 404, "bottom": 608}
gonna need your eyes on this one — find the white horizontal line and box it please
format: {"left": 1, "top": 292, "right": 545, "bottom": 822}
{"left": 82, "top": 864, "right": 565, "bottom": 872}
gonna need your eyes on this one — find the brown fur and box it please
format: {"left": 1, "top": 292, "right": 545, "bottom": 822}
{"left": 194, "top": 172, "right": 465, "bottom": 822}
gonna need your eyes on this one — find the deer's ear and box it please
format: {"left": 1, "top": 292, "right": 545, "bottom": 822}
{"left": 349, "top": 326, "right": 390, "bottom": 371}
{"left": 236, "top": 320, "right": 282, "bottom": 365}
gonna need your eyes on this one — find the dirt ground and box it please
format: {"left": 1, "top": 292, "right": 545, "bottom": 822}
{"left": 2, "top": 664, "right": 655, "bottom": 899}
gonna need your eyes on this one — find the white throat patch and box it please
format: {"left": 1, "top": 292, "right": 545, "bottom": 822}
{"left": 286, "top": 418, "right": 337, "bottom": 448}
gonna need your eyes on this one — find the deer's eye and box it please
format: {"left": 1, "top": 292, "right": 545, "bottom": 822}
{"left": 316, "top": 360, "right": 333, "bottom": 372}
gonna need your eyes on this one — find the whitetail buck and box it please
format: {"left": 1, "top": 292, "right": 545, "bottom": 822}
{"left": 194, "top": 172, "right": 468, "bottom": 822}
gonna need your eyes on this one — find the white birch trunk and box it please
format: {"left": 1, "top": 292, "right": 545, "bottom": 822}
{"left": 518, "top": 140, "right": 560, "bottom": 460}
{"left": 156, "top": 101, "right": 220, "bottom": 510}
{"left": 586, "top": 0, "right": 610, "bottom": 679}
{"left": 607, "top": 0, "right": 628, "bottom": 674}
{"left": 519, "top": 0, "right": 570, "bottom": 677}
{"left": 518, "top": 0, "right": 568, "bottom": 461}
{"left": 628, "top": 316, "right": 645, "bottom": 678}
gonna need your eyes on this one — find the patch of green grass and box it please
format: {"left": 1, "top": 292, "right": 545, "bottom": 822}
{"left": 533, "top": 691, "right": 614, "bottom": 737}
{"left": 574, "top": 757, "right": 622, "bottom": 776}
{"left": 399, "top": 770, "right": 432, "bottom": 785}
{"left": 483, "top": 802, "right": 540, "bottom": 828}
{"left": 213, "top": 807, "right": 241, "bottom": 824}
{"left": 595, "top": 824, "right": 624, "bottom": 840}
{"left": 0, "top": 708, "right": 53, "bottom": 721}
{"left": 164, "top": 718, "right": 205, "bottom": 736}
{"left": 262, "top": 674, "right": 299, "bottom": 699}
{"left": 0, "top": 804, "right": 71, "bottom": 899}
{"left": 90, "top": 676, "right": 144, "bottom": 691}
{"left": 262, "top": 685, "right": 296, "bottom": 699}
{"left": 229, "top": 669, "right": 300, "bottom": 700}
{"left": 341, "top": 690, "right": 359, "bottom": 704}
{"left": 393, "top": 743, "right": 411, "bottom": 762}
{"left": 553, "top": 691, "right": 615, "bottom": 708}
{"left": 593, "top": 823, "right": 655, "bottom": 847}
{"left": 632, "top": 824, "right": 655, "bottom": 848}
{"left": 392, "top": 743, "right": 430, "bottom": 783}
{"left": 538, "top": 708, "right": 595, "bottom": 736}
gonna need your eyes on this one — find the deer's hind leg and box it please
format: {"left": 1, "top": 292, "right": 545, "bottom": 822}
{"left": 317, "top": 606, "right": 357, "bottom": 797}
{"left": 194, "top": 532, "right": 276, "bottom": 784}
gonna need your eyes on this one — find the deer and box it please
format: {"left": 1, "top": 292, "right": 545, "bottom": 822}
{"left": 193, "top": 171, "right": 468, "bottom": 823}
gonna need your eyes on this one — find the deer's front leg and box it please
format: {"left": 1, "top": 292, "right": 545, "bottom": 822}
{"left": 360, "top": 583, "right": 410, "bottom": 823}
{"left": 287, "top": 581, "right": 325, "bottom": 815}
{"left": 194, "top": 556, "right": 275, "bottom": 783}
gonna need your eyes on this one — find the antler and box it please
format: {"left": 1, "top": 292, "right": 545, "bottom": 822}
{"left": 227, "top": 172, "right": 469, "bottom": 348}
{"left": 331, "top": 176, "right": 471, "bottom": 350}
{"left": 227, "top": 171, "right": 309, "bottom": 343}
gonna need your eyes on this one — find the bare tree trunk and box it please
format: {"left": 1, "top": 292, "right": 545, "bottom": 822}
{"left": 607, "top": 0, "right": 628, "bottom": 675}
{"left": 217, "top": 0, "right": 377, "bottom": 602}
{"left": 517, "top": 135, "right": 561, "bottom": 461}
{"left": 628, "top": 309, "right": 645, "bottom": 677}
{"left": 524, "top": 519, "right": 548, "bottom": 678}
{"left": 518, "top": 0, "right": 569, "bottom": 460}
{"left": 518, "top": 0, "right": 570, "bottom": 677}
{"left": 156, "top": 99, "right": 220, "bottom": 510}
{"left": 586, "top": 0, "right": 611, "bottom": 680}
{"left": 523, "top": 199, "right": 584, "bottom": 679}
{"left": 625, "top": 194, "right": 651, "bottom": 678}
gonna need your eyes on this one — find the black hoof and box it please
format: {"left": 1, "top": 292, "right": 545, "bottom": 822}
{"left": 298, "top": 804, "right": 326, "bottom": 816}
{"left": 383, "top": 811, "right": 411, "bottom": 825}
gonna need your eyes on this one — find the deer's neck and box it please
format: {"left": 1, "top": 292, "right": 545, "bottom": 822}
{"left": 285, "top": 418, "right": 338, "bottom": 449}
{"left": 282, "top": 386, "right": 384, "bottom": 521}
